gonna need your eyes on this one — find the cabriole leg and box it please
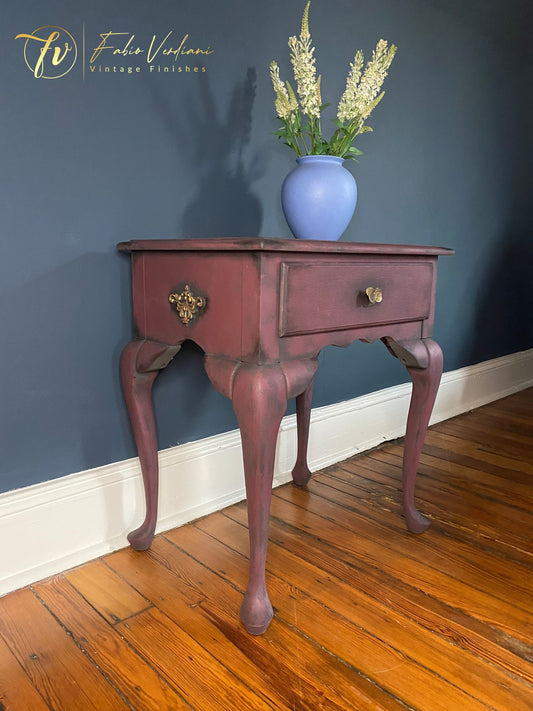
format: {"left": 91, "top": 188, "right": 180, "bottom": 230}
{"left": 291, "top": 378, "right": 315, "bottom": 486}
{"left": 383, "top": 337, "right": 443, "bottom": 533}
{"left": 120, "top": 339, "right": 181, "bottom": 550}
{"left": 230, "top": 363, "right": 288, "bottom": 634}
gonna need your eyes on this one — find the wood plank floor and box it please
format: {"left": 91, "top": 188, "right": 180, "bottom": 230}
{"left": 1, "top": 388, "right": 532, "bottom": 710}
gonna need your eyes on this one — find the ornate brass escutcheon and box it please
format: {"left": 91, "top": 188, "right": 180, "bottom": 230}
{"left": 169, "top": 285, "right": 206, "bottom": 325}
{"left": 365, "top": 286, "right": 383, "bottom": 306}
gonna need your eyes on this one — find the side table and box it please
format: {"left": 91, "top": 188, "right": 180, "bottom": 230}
{"left": 118, "top": 238, "right": 453, "bottom": 634}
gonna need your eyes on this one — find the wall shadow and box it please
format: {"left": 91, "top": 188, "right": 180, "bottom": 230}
{"left": 148, "top": 67, "right": 263, "bottom": 237}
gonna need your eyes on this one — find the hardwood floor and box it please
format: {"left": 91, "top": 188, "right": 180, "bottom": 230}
{"left": 1, "top": 388, "right": 532, "bottom": 710}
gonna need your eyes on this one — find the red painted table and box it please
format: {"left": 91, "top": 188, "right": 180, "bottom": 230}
{"left": 118, "top": 237, "right": 453, "bottom": 634}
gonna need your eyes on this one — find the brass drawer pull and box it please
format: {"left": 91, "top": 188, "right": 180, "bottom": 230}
{"left": 365, "top": 287, "right": 383, "bottom": 305}
{"left": 169, "top": 285, "right": 206, "bottom": 325}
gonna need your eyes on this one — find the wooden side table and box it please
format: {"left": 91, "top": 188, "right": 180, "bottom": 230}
{"left": 118, "top": 238, "right": 453, "bottom": 634}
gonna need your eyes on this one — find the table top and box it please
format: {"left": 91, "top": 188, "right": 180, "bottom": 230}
{"left": 117, "top": 237, "right": 454, "bottom": 257}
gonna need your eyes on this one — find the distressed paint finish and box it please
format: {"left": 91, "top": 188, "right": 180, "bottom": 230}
{"left": 118, "top": 238, "right": 453, "bottom": 633}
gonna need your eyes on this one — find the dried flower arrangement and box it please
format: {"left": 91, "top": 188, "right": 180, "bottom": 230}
{"left": 270, "top": 2, "right": 397, "bottom": 158}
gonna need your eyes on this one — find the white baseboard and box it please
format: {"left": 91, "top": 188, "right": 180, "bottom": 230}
{"left": 1, "top": 348, "right": 531, "bottom": 597}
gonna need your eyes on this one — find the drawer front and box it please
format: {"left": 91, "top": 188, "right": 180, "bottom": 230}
{"left": 279, "top": 260, "right": 435, "bottom": 336}
{"left": 132, "top": 252, "right": 247, "bottom": 356}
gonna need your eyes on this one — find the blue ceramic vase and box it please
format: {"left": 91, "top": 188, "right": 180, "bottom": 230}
{"left": 281, "top": 155, "right": 357, "bottom": 241}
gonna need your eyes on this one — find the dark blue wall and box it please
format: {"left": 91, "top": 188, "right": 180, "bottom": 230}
{"left": 1, "top": 0, "right": 532, "bottom": 493}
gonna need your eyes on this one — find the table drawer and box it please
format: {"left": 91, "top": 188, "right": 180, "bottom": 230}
{"left": 279, "top": 260, "right": 435, "bottom": 336}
